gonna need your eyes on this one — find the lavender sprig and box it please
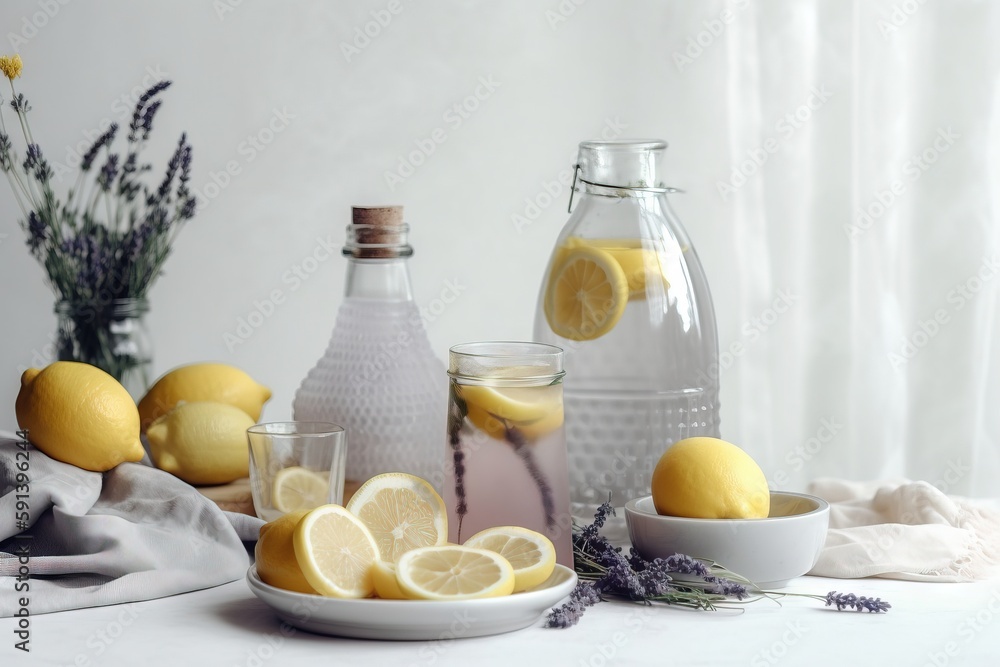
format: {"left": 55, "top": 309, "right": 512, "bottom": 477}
{"left": 26, "top": 210, "right": 46, "bottom": 253}
{"left": 80, "top": 123, "right": 118, "bottom": 171}
{"left": 128, "top": 80, "right": 171, "bottom": 142}
{"left": 505, "top": 425, "right": 557, "bottom": 530}
{"left": 23, "top": 143, "right": 51, "bottom": 182}
{"left": 97, "top": 154, "right": 119, "bottom": 191}
{"left": 447, "top": 383, "right": 468, "bottom": 541}
{"left": 9, "top": 93, "right": 30, "bottom": 114}
{"left": 546, "top": 582, "right": 602, "bottom": 628}
{"left": 546, "top": 500, "right": 891, "bottom": 628}
{"left": 0, "top": 132, "right": 13, "bottom": 171}
{"left": 825, "top": 592, "right": 891, "bottom": 613}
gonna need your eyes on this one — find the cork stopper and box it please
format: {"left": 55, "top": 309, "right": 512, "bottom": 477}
{"left": 352, "top": 206, "right": 403, "bottom": 227}
{"left": 345, "top": 206, "right": 411, "bottom": 259}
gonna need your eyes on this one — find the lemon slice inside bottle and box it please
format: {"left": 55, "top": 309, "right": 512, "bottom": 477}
{"left": 581, "top": 239, "right": 670, "bottom": 300}
{"left": 544, "top": 245, "right": 629, "bottom": 341}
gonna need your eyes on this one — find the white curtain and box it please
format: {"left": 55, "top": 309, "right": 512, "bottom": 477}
{"left": 719, "top": 1, "right": 1000, "bottom": 497}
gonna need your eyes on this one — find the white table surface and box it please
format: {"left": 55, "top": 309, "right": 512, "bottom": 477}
{"left": 3, "top": 573, "right": 999, "bottom": 667}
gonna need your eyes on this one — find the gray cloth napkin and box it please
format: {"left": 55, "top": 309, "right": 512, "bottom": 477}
{"left": 0, "top": 436, "right": 264, "bottom": 616}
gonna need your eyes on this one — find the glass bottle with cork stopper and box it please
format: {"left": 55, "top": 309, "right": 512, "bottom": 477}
{"left": 293, "top": 206, "right": 446, "bottom": 493}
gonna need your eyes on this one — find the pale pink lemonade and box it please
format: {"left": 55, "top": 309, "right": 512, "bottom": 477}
{"left": 444, "top": 380, "right": 573, "bottom": 567}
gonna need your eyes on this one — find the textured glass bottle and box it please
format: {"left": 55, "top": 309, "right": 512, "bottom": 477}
{"left": 293, "top": 206, "right": 446, "bottom": 489}
{"left": 532, "top": 140, "right": 720, "bottom": 533}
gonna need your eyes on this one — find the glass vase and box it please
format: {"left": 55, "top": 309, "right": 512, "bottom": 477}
{"left": 55, "top": 298, "right": 153, "bottom": 398}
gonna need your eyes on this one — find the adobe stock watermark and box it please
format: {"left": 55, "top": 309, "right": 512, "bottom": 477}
{"left": 716, "top": 85, "right": 833, "bottom": 201}
{"left": 887, "top": 254, "right": 999, "bottom": 371}
{"left": 577, "top": 607, "right": 654, "bottom": 667}
{"left": 511, "top": 116, "right": 627, "bottom": 234}
{"left": 223, "top": 235, "right": 338, "bottom": 352}
{"left": 46, "top": 65, "right": 169, "bottom": 183}
{"left": 921, "top": 589, "right": 1000, "bottom": 667}
{"left": 7, "top": 0, "right": 72, "bottom": 50}
{"left": 339, "top": 0, "right": 408, "bottom": 62}
{"left": 234, "top": 622, "right": 298, "bottom": 667}
{"left": 212, "top": 0, "right": 243, "bottom": 20}
{"left": 193, "top": 107, "right": 295, "bottom": 212}
{"left": 844, "top": 126, "right": 959, "bottom": 242}
{"left": 877, "top": 0, "right": 929, "bottom": 40}
{"left": 767, "top": 417, "right": 844, "bottom": 490}
{"left": 545, "top": 0, "right": 590, "bottom": 31}
{"left": 407, "top": 610, "right": 477, "bottom": 667}
{"left": 350, "top": 277, "right": 467, "bottom": 386}
{"left": 750, "top": 620, "right": 808, "bottom": 667}
{"left": 862, "top": 464, "right": 969, "bottom": 564}
{"left": 695, "top": 288, "right": 799, "bottom": 387}
{"left": 383, "top": 75, "right": 501, "bottom": 191}
{"left": 672, "top": 0, "right": 751, "bottom": 73}
{"left": 70, "top": 605, "right": 142, "bottom": 666}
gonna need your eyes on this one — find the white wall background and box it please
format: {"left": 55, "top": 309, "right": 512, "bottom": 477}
{"left": 1, "top": 0, "right": 998, "bottom": 496}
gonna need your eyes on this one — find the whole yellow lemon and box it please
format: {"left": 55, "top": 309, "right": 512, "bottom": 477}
{"left": 651, "top": 437, "right": 770, "bottom": 519}
{"left": 146, "top": 401, "right": 255, "bottom": 485}
{"left": 255, "top": 510, "right": 317, "bottom": 594}
{"left": 14, "top": 362, "right": 144, "bottom": 472}
{"left": 138, "top": 362, "right": 271, "bottom": 432}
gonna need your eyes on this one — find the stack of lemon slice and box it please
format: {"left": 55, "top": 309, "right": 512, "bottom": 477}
{"left": 255, "top": 472, "right": 557, "bottom": 601}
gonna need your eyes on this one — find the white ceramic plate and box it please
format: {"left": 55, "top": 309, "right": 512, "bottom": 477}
{"left": 246, "top": 564, "right": 578, "bottom": 640}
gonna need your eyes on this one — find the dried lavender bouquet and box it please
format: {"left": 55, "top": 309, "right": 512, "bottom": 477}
{"left": 0, "top": 54, "right": 194, "bottom": 385}
{"left": 547, "top": 500, "right": 891, "bottom": 628}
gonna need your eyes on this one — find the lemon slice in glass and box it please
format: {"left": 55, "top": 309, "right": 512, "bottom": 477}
{"left": 271, "top": 466, "right": 330, "bottom": 513}
{"left": 459, "top": 383, "right": 563, "bottom": 440}
{"left": 544, "top": 245, "right": 629, "bottom": 341}
{"left": 292, "top": 504, "right": 379, "bottom": 598}
{"left": 463, "top": 525, "right": 556, "bottom": 592}
{"left": 395, "top": 545, "right": 515, "bottom": 600}
{"left": 346, "top": 472, "right": 448, "bottom": 563}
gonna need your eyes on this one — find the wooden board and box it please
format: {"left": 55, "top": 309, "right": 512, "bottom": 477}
{"left": 197, "top": 478, "right": 363, "bottom": 517}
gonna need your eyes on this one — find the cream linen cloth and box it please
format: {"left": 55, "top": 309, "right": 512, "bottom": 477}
{"left": 0, "top": 437, "right": 264, "bottom": 616}
{"left": 807, "top": 478, "right": 1000, "bottom": 582}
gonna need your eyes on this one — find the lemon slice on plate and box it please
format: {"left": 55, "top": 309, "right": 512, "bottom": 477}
{"left": 544, "top": 245, "right": 629, "bottom": 341}
{"left": 463, "top": 526, "right": 557, "bottom": 592}
{"left": 371, "top": 559, "right": 407, "bottom": 599}
{"left": 292, "top": 505, "right": 379, "bottom": 598}
{"left": 459, "top": 384, "right": 563, "bottom": 440}
{"left": 271, "top": 466, "right": 330, "bottom": 513}
{"left": 255, "top": 509, "right": 317, "bottom": 594}
{"left": 395, "top": 545, "right": 515, "bottom": 600}
{"left": 346, "top": 472, "right": 448, "bottom": 563}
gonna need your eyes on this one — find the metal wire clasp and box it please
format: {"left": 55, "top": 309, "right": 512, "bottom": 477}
{"left": 567, "top": 164, "right": 685, "bottom": 213}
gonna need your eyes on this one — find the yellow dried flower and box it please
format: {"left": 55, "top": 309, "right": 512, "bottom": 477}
{"left": 0, "top": 54, "right": 23, "bottom": 80}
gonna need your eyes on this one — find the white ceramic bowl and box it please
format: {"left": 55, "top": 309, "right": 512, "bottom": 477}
{"left": 625, "top": 492, "right": 830, "bottom": 588}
